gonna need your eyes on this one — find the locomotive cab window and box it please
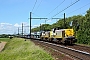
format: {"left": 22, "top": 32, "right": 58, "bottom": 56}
{"left": 53, "top": 28, "right": 56, "bottom": 33}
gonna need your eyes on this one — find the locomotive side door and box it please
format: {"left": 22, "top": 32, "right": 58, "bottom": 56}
{"left": 61, "top": 30, "right": 65, "bottom": 43}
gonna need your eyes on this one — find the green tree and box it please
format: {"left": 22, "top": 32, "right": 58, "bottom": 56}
{"left": 31, "top": 8, "right": 90, "bottom": 45}
{"left": 77, "top": 8, "right": 90, "bottom": 44}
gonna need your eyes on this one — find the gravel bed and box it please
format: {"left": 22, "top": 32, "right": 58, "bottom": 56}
{"left": 31, "top": 39, "right": 90, "bottom": 60}
{"left": 65, "top": 44, "right": 90, "bottom": 53}
{"left": 31, "top": 40, "right": 74, "bottom": 60}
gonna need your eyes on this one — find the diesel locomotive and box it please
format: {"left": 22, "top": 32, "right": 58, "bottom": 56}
{"left": 28, "top": 28, "right": 77, "bottom": 45}
{"left": 40, "top": 28, "right": 77, "bottom": 44}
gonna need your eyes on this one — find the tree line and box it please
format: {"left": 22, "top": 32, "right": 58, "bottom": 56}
{"left": 31, "top": 8, "right": 90, "bottom": 45}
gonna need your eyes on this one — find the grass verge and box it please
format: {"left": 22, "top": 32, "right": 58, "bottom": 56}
{"left": 0, "top": 38, "right": 11, "bottom": 42}
{"left": 75, "top": 43, "right": 90, "bottom": 47}
{"left": 0, "top": 38, "right": 54, "bottom": 60}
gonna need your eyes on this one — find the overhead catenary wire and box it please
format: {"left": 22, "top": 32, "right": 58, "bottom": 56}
{"left": 43, "top": 0, "right": 80, "bottom": 25}
{"left": 81, "top": 12, "right": 86, "bottom": 15}
{"left": 34, "top": 0, "right": 43, "bottom": 12}
{"left": 32, "top": 13, "right": 41, "bottom": 17}
{"left": 51, "top": 0, "right": 80, "bottom": 18}
{"left": 32, "top": 0, "right": 65, "bottom": 27}
{"left": 67, "top": 2, "right": 90, "bottom": 15}
{"left": 44, "top": 0, "right": 66, "bottom": 25}
{"left": 45, "top": 0, "right": 66, "bottom": 17}
{"left": 32, "top": 13, "right": 42, "bottom": 28}
{"left": 32, "top": 0, "right": 37, "bottom": 12}
{"left": 38, "top": 0, "right": 65, "bottom": 25}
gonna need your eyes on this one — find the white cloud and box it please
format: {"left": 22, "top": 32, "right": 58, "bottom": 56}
{"left": 14, "top": 23, "right": 21, "bottom": 27}
{"left": 14, "top": 22, "right": 29, "bottom": 27}
{"left": 47, "top": 20, "right": 52, "bottom": 22}
{"left": 34, "top": 25, "right": 40, "bottom": 27}
{"left": 0, "top": 22, "right": 29, "bottom": 34}
{"left": 0, "top": 23, "right": 16, "bottom": 34}
{"left": 21, "top": 22, "right": 29, "bottom": 25}
{"left": 0, "top": 23, "right": 12, "bottom": 29}
{"left": 41, "top": 23, "right": 45, "bottom": 25}
{"left": 0, "top": 23, "right": 12, "bottom": 26}
{"left": 31, "top": 25, "right": 39, "bottom": 29}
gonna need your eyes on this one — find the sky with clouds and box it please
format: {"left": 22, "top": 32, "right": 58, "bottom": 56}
{"left": 0, "top": 0, "right": 90, "bottom": 34}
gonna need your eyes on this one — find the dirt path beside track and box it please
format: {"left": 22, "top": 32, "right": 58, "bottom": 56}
{"left": 0, "top": 42, "right": 7, "bottom": 52}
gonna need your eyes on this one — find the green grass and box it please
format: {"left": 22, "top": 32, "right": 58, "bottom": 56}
{"left": 0, "top": 38, "right": 11, "bottom": 42}
{"left": 0, "top": 38, "right": 54, "bottom": 60}
{"left": 75, "top": 43, "right": 90, "bottom": 47}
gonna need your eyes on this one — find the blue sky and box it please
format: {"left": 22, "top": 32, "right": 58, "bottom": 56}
{"left": 0, "top": 0, "right": 90, "bottom": 34}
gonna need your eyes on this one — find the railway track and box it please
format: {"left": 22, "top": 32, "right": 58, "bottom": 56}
{"left": 65, "top": 44, "right": 90, "bottom": 54}
{"left": 31, "top": 39, "right": 90, "bottom": 60}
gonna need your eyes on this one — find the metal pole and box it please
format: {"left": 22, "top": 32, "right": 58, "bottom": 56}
{"left": 40, "top": 24, "right": 41, "bottom": 31}
{"left": 64, "top": 13, "right": 65, "bottom": 29}
{"left": 45, "top": 20, "right": 46, "bottom": 24}
{"left": 18, "top": 27, "right": 19, "bottom": 35}
{"left": 30, "top": 12, "right": 32, "bottom": 38}
{"left": 22, "top": 23, "right": 23, "bottom": 37}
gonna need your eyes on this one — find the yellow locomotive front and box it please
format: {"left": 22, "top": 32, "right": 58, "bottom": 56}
{"left": 40, "top": 31, "right": 50, "bottom": 41}
{"left": 63, "top": 29, "right": 77, "bottom": 44}
{"left": 49, "top": 28, "right": 77, "bottom": 44}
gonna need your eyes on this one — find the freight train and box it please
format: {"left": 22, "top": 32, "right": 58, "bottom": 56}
{"left": 26, "top": 28, "right": 77, "bottom": 45}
